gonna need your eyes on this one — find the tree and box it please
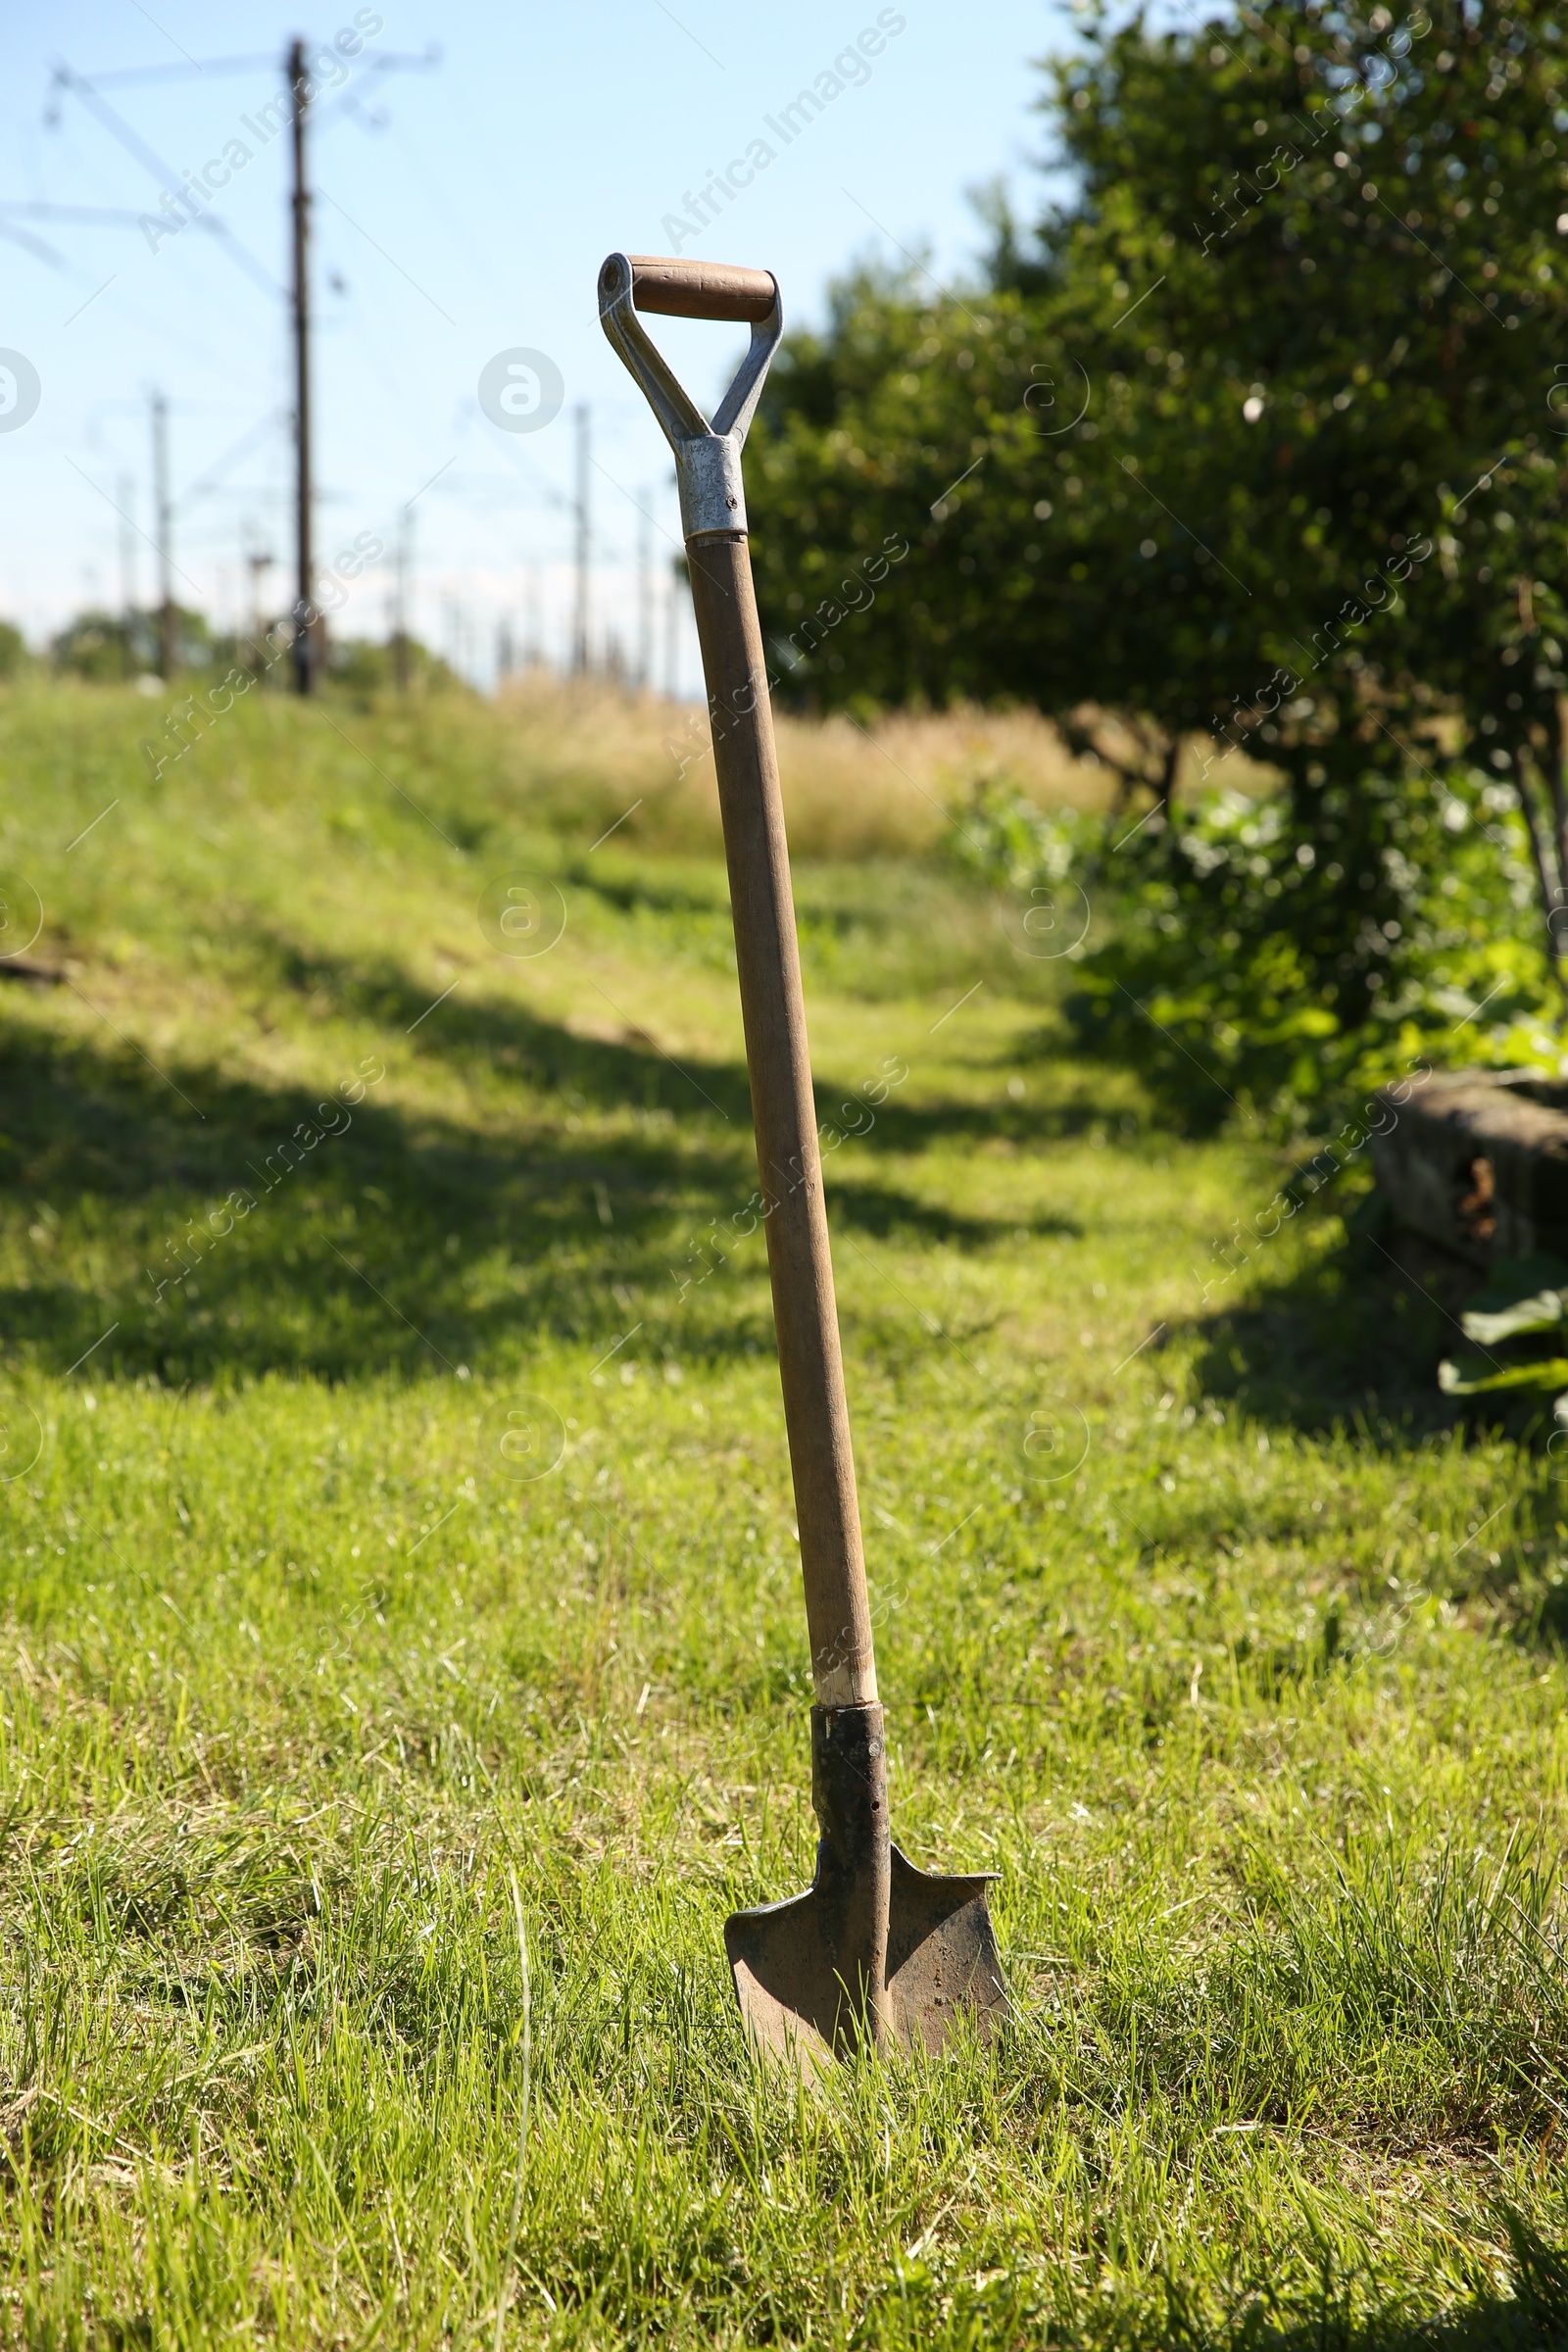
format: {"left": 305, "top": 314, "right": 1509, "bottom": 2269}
{"left": 327, "top": 636, "right": 465, "bottom": 702}
{"left": 53, "top": 609, "right": 192, "bottom": 680}
{"left": 745, "top": 0, "right": 1568, "bottom": 1084}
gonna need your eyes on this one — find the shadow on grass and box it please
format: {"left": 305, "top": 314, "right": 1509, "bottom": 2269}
{"left": 0, "top": 982, "right": 1068, "bottom": 1384}
{"left": 1183, "top": 1220, "right": 1481, "bottom": 1444}
{"left": 1202, "top": 2211, "right": 1568, "bottom": 2348}
{"left": 1174, "top": 1213, "right": 1568, "bottom": 1659}
{"left": 826, "top": 1181, "right": 1078, "bottom": 1247}
{"left": 0, "top": 1021, "right": 748, "bottom": 1387}
{"left": 244, "top": 927, "right": 1136, "bottom": 1141}
{"left": 563, "top": 849, "right": 1080, "bottom": 1006}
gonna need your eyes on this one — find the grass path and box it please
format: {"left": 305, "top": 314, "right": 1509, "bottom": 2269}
{"left": 0, "top": 687, "right": 1566, "bottom": 2345}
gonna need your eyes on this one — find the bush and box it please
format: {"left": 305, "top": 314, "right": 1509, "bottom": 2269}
{"left": 953, "top": 770, "right": 1564, "bottom": 1133}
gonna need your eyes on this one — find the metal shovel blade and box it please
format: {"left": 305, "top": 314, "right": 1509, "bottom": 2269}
{"left": 726, "top": 1844, "right": 1007, "bottom": 2064}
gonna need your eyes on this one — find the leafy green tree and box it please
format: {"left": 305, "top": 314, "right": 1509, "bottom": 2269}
{"left": 746, "top": 0, "right": 1568, "bottom": 1107}
{"left": 52, "top": 609, "right": 199, "bottom": 680}
{"left": 51, "top": 612, "right": 140, "bottom": 681}
{"left": 327, "top": 636, "right": 465, "bottom": 702}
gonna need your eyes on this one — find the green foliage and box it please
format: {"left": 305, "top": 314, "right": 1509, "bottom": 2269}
{"left": 954, "top": 764, "right": 1560, "bottom": 1129}
{"left": 42, "top": 612, "right": 457, "bottom": 698}
{"left": 50, "top": 609, "right": 164, "bottom": 681}
{"left": 947, "top": 774, "right": 1101, "bottom": 893}
{"left": 327, "top": 632, "right": 465, "bottom": 701}
{"left": 1463, "top": 1281, "right": 1568, "bottom": 1349}
{"left": 1440, "top": 1252, "right": 1568, "bottom": 1405}
{"left": 748, "top": 0, "right": 1568, "bottom": 1116}
{"left": 1440, "top": 1352, "right": 1568, "bottom": 1395}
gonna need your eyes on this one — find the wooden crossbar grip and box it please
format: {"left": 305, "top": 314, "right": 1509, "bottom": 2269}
{"left": 626, "top": 255, "right": 777, "bottom": 323}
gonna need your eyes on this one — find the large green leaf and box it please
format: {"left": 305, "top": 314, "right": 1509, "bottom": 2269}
{"left": 1461, "top": 1292, "right": 1568, "bottom": 1348}
{"left": 1438, "top": 1357, "right": 1568, "bottom": 1398}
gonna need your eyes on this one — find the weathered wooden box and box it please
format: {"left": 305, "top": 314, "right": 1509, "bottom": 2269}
{"left": 1371, "top": 1069, "right": 1568, "bottom": 1267}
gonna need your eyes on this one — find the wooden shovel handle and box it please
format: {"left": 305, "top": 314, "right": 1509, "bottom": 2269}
{"left": 685, "top": 534, "right": 878, "bottom": 1711}
{"left": 626, "top": 255, "right": 777, "bottom": 323}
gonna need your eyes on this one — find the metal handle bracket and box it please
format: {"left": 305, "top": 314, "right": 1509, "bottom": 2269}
{"left": 598, "top": 249, "right": 783, "bottom": 542}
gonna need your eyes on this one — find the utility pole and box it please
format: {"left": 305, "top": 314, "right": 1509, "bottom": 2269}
{"left": 525, "top": 564, "right": 541, "bottom": 670}
{"left": 663, "top": 556, "right": 680, "bottom": 700}
{"left": 394, "top": 494, "right": 414, "bottom": 686}
{"left": 572, "top": 401, "right": 590, "bottom": 675}
{"left": 151, "top": 391, "right": 174, "bottom": 680}
{"left": 245, "top": 545, "right": 273, "bottom": 672}
{"left": 117, "top": 472, "right": 136, "bottom": 630}
{"left": 288, "top": 37, "right": 319, "bottom": 696}
{"left": 636, "top": 492, "right": 653, "bottom": 692}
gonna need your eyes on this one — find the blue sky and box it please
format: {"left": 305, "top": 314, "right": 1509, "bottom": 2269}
{"left": 0, "top": 0, "right": 1072, "bottom": 689}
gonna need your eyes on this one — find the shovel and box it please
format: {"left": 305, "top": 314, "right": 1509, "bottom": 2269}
{"left": 600, "top": 251, "right": 1008, "bottom": 2063}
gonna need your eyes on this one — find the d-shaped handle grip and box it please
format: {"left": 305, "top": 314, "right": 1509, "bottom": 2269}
{"left": 599, "top": 249, "right": 783, "bottom": 539}
{"left": 622, "top": 254, "right": 777, "bottom": 323}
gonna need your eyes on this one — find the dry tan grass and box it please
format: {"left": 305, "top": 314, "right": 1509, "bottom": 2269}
{"left": 492, "top": 672, "right": 1130, "bottom": 858}
{"left": 483, "top": 672, "right": 1279, "bottom": 858}
{"left": 773, "top": 704, "right": 1118, "bottom": 858}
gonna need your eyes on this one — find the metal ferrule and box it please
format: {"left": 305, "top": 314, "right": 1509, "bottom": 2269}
{"left": 677, "top": 432, "right": 748, "bottom": 540}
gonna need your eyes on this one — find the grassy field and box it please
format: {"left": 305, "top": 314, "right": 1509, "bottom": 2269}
{"left": 2, "top": 678, "right": 1568, "bottom": 2347}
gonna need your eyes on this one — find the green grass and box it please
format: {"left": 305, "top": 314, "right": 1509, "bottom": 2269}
{"left": 4, "top": 681, "right": 1568, "bottom": 2345}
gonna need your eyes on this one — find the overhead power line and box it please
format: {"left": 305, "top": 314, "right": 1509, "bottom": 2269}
{"left": 73, "top": 46, "right": 439, "bottom": 105}
{"left": 46, "top": 58, "right": 283, "bottom": 299}
{"left": 0, "top": 220, "right": 67, "bottom": 270}
{"left": 74, "top": 57, "right": 280, "bottom": 87}
{"left": 0, "top": 200, "right": 148, "bottom": 223}
{"left": 177, "top": 410, "right": 284, "bottom": 514}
